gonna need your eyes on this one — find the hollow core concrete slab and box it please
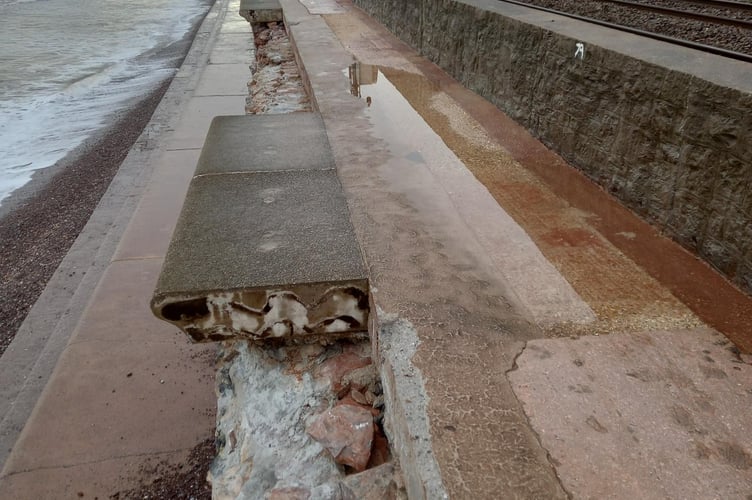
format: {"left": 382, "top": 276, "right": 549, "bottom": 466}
{"left": 157, "top": 170, "right": 366, "bottom": 294}
{"left": 194, "top": 114, "right": 335, "bottom": 175}
{"left": 152, "top": 169, "right": 369, "bottom": 343}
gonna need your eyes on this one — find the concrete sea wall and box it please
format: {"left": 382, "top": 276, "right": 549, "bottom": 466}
{"left": 352, "top": 0, "right": 752, "bottom": 294}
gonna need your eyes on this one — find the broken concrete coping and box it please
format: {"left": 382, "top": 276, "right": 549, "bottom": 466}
{"left": 151, "top": 113, "right": 369, "bottom": 344}
{"left": 239, "top": 0, "right": 283, "bottom": 23}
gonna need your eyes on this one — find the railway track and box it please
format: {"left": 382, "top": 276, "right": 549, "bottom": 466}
{"left": 607, "top": 0, "right": 752, "bottom": 26}
{"left": 501, "top": 0, "right": 752, "bottom": 63}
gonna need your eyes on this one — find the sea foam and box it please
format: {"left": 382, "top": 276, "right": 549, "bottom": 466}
{"left": 0, "top": 0, "right": 211, "bottom": 205}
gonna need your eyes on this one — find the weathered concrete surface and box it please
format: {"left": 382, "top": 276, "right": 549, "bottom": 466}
{"left": 353, "top": 0, "right": 752, "bottom": 296}
{"left": 321, "top": 12, "right": 752, "bottom": 350}
{"left": 282, "top": 0, "right": 752, "bottom": 496}
{"left": 283, "top": 1, "right": 575, "bottom": 497}
{"left": 509, "top": 328, "right": 752, "bottom": 499}
{"left": 153, "top": 170, "right": 369, "bottom": 342}
{"left": 210, "top": 33, "right": 255, "bottom": 64}
{"left": 166, "top": 95, "right": 247, "bottom": 150}
{"left": 195, "top": 63, "right": 251, "bottom": 96}
{"left": 195, "top": 114, "right": 333, "bottom": 174}
{"left": 0, "top": 260, "right": 217, "bottom": 498}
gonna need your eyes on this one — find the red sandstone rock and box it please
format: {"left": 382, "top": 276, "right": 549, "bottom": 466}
{"left": 306, "top": 405, "right": 374, "bottom": 472}
{"left": 367, "top": 426, "right": 390, "bottom": 469}
{"left": 364, "top": 389, "right": 376, "bottom": 405}
{"left": 316, "top": 351, "right": 371, "bottom": 392}
{"left": 336, "top": 395, "right": 380, "bottom": 417}
{"left": 350, "top": 388, "right": 368, "bottom": 405}
{"left": 342, "top": 463, "right": 398, "bottom": 500}
{"left": 342, "top": 364, "right": 379, "bottom": 394}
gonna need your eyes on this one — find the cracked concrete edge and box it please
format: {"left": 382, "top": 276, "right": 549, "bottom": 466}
{"left": 279, "top": 8, "right": 444, "bottom": 494}
{"left": 282, "top": 8, "right": 322, "bottom": 113}
{"left": 506, "top": 341, "right": 573, "bottom": 499}
{"left": 0, "top": 0, "right": 229, "bottom": 473}
{"left": 376, "top": 308, "right": 448, "bottom": 500}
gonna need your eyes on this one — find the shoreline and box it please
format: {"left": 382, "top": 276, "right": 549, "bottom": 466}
{"left": 0, "top": 80, "right": 172, "bottom": 357}
{"left": 0, "top": 0, "right": 214, "bottom": 358}
{"left": 0, "top": 0, "right": 222, "bottom": 474}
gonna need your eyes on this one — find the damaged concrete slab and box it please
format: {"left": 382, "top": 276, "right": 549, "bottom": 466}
{"left": 239, "top": 0, "right": 283, "bottom": 23}
{"left": 152, "top": 114, "right": 369, "bottom": 344}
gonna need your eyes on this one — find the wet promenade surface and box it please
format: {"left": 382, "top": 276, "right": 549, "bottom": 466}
{"left": 326, "top": 14, "right": 752, "bottom": 350}
{"left": 0, "top": 0, "right": 750, "bottom": 497}
{"left": 293, "top": 1, "right": 752, "bottom": 497}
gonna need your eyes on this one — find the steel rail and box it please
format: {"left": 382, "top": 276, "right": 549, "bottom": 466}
{"left": 497, "top": 0, "right": 752, "bottom": 63}
{"left": 688, "top": 0, "right": 752, "bottom": 11}
{"left": 602, "top": 0, "right": 752, "bottom": 30}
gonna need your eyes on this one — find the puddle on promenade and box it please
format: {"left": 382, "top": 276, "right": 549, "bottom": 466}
{"left": 345, "top": 62, "right": 752, "bottom": 351}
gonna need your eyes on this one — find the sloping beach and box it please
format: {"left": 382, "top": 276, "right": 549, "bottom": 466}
{"left": 0, "top": 3, "right": 212, "bottom": 357}
{"left": 0, "top": 82, "right": 170, "bottom": 355}
{"left": 0, "top": 3, "right": 232, "bottom": 489}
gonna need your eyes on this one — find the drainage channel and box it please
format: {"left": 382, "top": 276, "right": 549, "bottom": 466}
{"left": 207, "top": 20, "right": 403, "bottom": 499}
{"left": 246, "top": 21, "right": 310, "bottom": 114}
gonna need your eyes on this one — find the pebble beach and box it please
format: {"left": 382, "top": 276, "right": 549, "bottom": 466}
{"left": 0, "top": 0, "right": 212, "bottom": 356}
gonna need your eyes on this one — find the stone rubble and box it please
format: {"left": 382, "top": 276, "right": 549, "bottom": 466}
{"left": 208, "top": 341, "right": 403, "bottom": 499}
{"left": 247, "top": 22, "right": 310, "bottom": 115}
{"left": 306, "top": 405, "right": 375, "bottom": 472}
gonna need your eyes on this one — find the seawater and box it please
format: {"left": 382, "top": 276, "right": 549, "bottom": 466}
{"left": 0, "top": 0, "right": 212, "bottom": 205}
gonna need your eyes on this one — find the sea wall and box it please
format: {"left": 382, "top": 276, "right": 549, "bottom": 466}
{"left": 353, "top": 0, "right": 752, "bottom": 294}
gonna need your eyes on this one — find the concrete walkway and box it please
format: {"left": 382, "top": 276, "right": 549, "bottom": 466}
{"left": 283, "top": 1, "right": 752, "bottom": 498}
{"left": 0, "top": 0, "right": 750, "bottom": 498}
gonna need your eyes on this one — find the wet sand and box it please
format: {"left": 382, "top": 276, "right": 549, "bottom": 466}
{"left": 0, "top": 80, "right": 172, "bottom": 357}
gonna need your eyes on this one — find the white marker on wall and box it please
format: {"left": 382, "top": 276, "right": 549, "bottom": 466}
{"left": 575, "top": 42, "right": 585, "bottom": 60}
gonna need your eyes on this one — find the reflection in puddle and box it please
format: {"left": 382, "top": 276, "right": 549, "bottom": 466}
{"left": 348, "top": 62, "right": 378, "bottom": 101}
{"left": 340, "top": 60, "right": 718, "bottom": 339}
{"left": 343, "top": 62, "right": 440, "bottom": 173}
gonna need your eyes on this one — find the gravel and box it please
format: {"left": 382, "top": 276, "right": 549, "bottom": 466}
{"left": 512, "top": 0, "right": 752, "bottom": 55}
{"left": 109, "top": 438, "right": 215, "bottom": 500}
{"left": 0, "top": 82, "right": 171, "bottom": 358}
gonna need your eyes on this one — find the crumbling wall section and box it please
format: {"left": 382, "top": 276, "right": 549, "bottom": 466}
{"left": 353, "top": 0, "right": 752, "bottom": 294}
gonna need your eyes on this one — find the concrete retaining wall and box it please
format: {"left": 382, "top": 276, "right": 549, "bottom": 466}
{"left": 352, "top": 0, "right": 752, "bottom": 294}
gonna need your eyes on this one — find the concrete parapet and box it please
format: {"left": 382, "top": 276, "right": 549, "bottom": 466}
{"left": 239, "top": 0, "right": 283, "bottom": 24}
{"left": 151, "top": 114, "right": 369, "bottom": 343}
{"left": 353, "top": 0, "right": 752, "bottom": 295}
{"left": 195, "top": 114, "right": 332, "bottom": 174}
